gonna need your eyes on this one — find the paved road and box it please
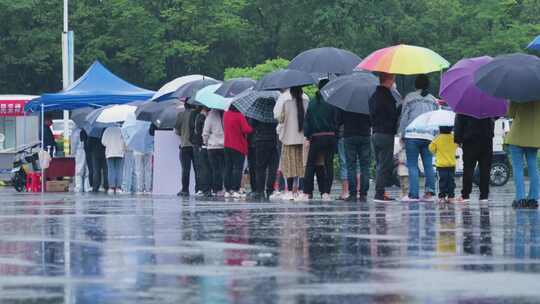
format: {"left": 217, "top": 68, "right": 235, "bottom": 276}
{"left": 0, "top": 184, "right": 537, "bottom": 304}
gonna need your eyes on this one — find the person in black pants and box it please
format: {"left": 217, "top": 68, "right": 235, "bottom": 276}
{"left": 454, "top": 114, "right": 495, "bottom": 202}
{"left": 80, "top": 129, "right": 94, "bottom": 190}
{"left": 247, "top": 131, "right": 257, "bottom": 195}
{"left": 336, "top": 108, "right": 372, "bottom": 202}
{"left": 191, "top": 107, "right": 211, "bottom": 196}
{"left": 174, "top": 103, "right": 198, "bottom": 196}
{"left": 369, "top": 73, "right": 401, "bottom": 202}
{"left": 298, "top": 79, "right": 337, "bottom": 201}
{"left": 249, "top": 117, "right": 279, "bottom": 200}
{"left": 89, "top": 131, "right": 108, "bottom": 192}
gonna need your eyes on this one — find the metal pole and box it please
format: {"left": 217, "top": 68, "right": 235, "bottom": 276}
{"left": 62, "top": 0, "right": 71, "bottom": 155}
{"left": 41, "top": 104, "right": 45, "bottom": 193}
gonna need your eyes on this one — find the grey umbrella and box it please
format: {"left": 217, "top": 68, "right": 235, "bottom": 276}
{"left": 172, "top": 78, "right": 221, "bottom": 101}
{"left": 320, "top": 72, "right": 379, "bottom": 114}
{"left": 254, "top": 69, "right": 315, "bottom": 91}
{"left": 135, "top": 99, "right": 183, "bottom": 129}
{"left": 288, "top": 47, "right": 362, "bottom": 75}
{"left": 232, "top": 89, "right": 280, "bottom": 123}
{"left": 215, "top": 78, "right": 256, "bottom": 97}
{"left": 474, "top": 53, "right": 540, "bottom": 102}
{"left": 71, "top": 107, "right": 95, "bottom": 128}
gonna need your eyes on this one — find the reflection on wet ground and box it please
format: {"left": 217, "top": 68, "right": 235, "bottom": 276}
{"left": 0, "top": 185, "right": 538, "bottom": 304}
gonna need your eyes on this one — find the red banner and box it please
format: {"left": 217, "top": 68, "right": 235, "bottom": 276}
{"left": 0, "top": 100, "right": 26, "bottom": 117}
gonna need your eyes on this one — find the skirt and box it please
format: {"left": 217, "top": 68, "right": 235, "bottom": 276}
{"left": 281, "top": 144, "right": 304, "bottom": 178}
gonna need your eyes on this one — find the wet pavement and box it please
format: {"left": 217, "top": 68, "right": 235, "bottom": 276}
{"left": 0, "top": 184, "right": 538, "bottom": 304}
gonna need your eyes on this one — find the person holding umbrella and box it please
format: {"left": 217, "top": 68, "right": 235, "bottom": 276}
{"left": 203, "top": 109, "right": 226, "bottom": 196}
{"left": 297, "top": 80, "right": 337, "bottom": 202}
{"left": 323, "top": 72, "right": 379, "bottom": 203}
{"left": 223, "top": 105, "right": 253, "bottom": 199}
{"left": 369, "top": 73, "right": 401, "bottom": 202}
{"left": 191, "top": 106, "right": 212, "bottom": 197}
{"left": 398, "top": 75, "right": 439, "bottom": 202}
{"left": 248, "top": 101, "right": 280, "bottom": 200}
{"left": 174, "top": 102, "right": 198, "bottom": 197}
{"left": 507, "top": 101, "right": 540, "bottom": 209}
{"left": 274, "top": 87, "right": 309, "bottom": 201}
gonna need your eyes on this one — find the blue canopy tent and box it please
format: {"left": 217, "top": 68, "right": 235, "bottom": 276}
{"left": 25, "top": 60, "right": 154, "bottom": 193}
{"left": 25, "top": 60, "right": 155, "bottom": 113}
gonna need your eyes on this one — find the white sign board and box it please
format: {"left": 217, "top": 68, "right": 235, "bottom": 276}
{"left": 152, "top": 130, "right": 195, "bottom": 195}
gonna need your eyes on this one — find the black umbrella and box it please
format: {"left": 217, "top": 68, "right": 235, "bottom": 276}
{"left": 136, "top": 99, "right": 183, "bottom": 129}
{"left": 171, "top": 78, "right": 221, "bottom": 101}
{"left": 215, "top": 78, "right": 256, "bottom": 97}
{"left": 232, "top": 89, "right": 280, "bottom": 123}
{"left": 288, "top": 47, "right": 362, "bottom": 75}
{"left": 254, "top": 69, "right": 315, "bottom": 90}
{"left": 474, "top": 53, "right": 540, "bottom": 102}
{"left": 320, "top": 72, "right": 379, "bottom": 114}
{"left": 71, "top": 107, "right": 95, "bottom": 128}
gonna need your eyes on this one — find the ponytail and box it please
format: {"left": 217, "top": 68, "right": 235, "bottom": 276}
{"left": 290, "top": 86, "right": 305, "bottom": 132}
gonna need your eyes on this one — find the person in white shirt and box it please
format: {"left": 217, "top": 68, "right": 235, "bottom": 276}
{"left": 101, "top": 126, "right": 126, "bottom": 194}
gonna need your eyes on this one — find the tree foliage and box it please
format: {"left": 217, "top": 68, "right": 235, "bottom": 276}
{"left": 0, "top": 0, "right": 538, "bottom": 94}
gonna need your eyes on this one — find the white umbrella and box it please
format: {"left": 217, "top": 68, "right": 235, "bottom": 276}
{"left": 151, "top": 75, "right": 216, "bottom": 101}
{"left": 406, "top": 109, "right": 455, "bottom": 134}
{"left": 96, "top": 104, "right": 137, "bottom": 123}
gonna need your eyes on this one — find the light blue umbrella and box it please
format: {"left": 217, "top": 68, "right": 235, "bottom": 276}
{"left": 194, "top": 84, "right": 232, "bottom": 110}
{"left": 121, "top": 112, "right": 153, "bottom": 153}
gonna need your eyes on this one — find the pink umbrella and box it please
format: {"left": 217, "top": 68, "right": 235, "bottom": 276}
{"left": 439, "top": 56, "right": 508, "bottom": 119}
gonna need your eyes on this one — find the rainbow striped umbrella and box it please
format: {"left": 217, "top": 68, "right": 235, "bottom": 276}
{"left": 357, "top": 44, "right": 450, "bottom": 75}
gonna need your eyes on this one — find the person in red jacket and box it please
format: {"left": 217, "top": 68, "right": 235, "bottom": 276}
{"left": 223, "top": 105, "right": 253, "bottom": 198}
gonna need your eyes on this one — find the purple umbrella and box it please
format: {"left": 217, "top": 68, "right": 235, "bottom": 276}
{"left": 440, "top": 56, "right": 508, "bottom": 119}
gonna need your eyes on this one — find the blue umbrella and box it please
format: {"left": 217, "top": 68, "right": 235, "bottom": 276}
{"left": 121, "top": 112, "right": 153, "bottom": 153}
{"left": 527, "top": 35, "right": 540, "bottom": 51}
{"left": 194, "top": 84, "right": 232, "bottom": 110}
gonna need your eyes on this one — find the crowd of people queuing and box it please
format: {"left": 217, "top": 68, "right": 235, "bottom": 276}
{"left": 170, "top": 72, "right": 540, "bottom": 207}
{"left": 64, "top": 72, "right": 539, "bottom": 208}
{"left": 69, "top": 121, "right": 154, "bottom": 195}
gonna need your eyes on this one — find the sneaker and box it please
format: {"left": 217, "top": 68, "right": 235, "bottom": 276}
{"left": 401, "top": 196, "right": 420, "bottom": 203}
{"left": 421, "top": 193, "right": 435, "bottom": 202}
{"left": 346, "top": 196, "right": 357, "bottom": 202}
{"left": 215, "top": 191, "right": 225, "bottom": 197}
{"left": 203, "top": 191, "right": 213, "bottom": 198}
{"left": 177, "top": 191, "right": 189, "bottom": 197}
{"left": 322, "top": 193, "right": 332, "bottom": 202}
{"left": 527, "top": 199, "right": 539, "bottom": 209}
{"left": 247, "top": 192, "right": 263, "bottom": 200}
{"left": 269, "top": 191, "right": 282, "bottom": 201}
{"left": 512, "top": 199, "right": 528, "bottom": 209}
{"left": 338, "top": 194, "right": 350, "bottom": 201}
{"left": 116, "top": 190, "right": 127, "bottom": 195}
{"left": 281, "top": 192, "right": 295, "bottom": 201}
{"left": 294, "top": 193, "right": 311, "bottom": 202}
{"left": 232, "top": 192, "right": 243, "bottom": 199}
{"left": 224, "top": 192, "right": 232, "bottom": 198}
{"left": 437, "top": 197, "right": 448, "bottom": 204}
{"left": 107, "top": 189, "right": 115, "bottom": 195}
{"left": 447, "top": 197, "right": 455, "bottom": 204}
{"left": 479, "top": 198, "right": 489, "bottom": 203}
{"left": 358, "top": 195, "right": 368, "bottom": 203}
{"left": 455, "top": 196, "right": 470, "bottom": 203}
{"left": 195, "top": 190, "right": 204, "bottom": 197}
{"left": 374, "top": 195, "right": 396, "bottom": 203}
